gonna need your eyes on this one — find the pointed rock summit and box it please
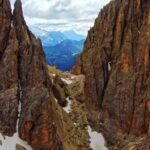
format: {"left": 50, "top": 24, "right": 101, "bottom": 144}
{"left": 0, "top": 0, "right": 62, "bottom": 149}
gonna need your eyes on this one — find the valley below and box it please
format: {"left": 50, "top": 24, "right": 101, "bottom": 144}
{"left": 0, "top": 67, "right": 107, "bottom": 150}
{"left": 31, "top": 28, "right": 85, "bottom": 71}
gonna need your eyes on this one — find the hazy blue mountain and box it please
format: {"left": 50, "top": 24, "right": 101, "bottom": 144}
{"left": 63, "top": 30, "right": 85, "bottom": 41}
{"left": 30, "top": 26, "right": 67, "bottom": 46}
{"left": 40, "top": 30, "right": 84, "bottom": 47}
{"left": 43, "top": 39, "right": 84, "bottom": 71}
{"left": 30, "top": 26, "right": 48, "bottom": 37}
{"left": 30, "top": 26, "right": 84, "bottom": 46}
{"left": 29, "top": 26, "right": 85, "bottom": 71}
{"left": 41, "top": 31, "right": 67, "bottom": 46}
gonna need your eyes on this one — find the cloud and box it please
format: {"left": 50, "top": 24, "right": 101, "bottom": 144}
{"left": 23, "top": 0, "right": 108, "bottom": 20}
{"left": 11, "top": 0, "right": 110, "bottom": 35}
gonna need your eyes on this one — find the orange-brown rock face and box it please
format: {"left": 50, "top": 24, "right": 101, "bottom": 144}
{"left": 0, "top": 0, "right": 12, "bottom": 60}
{"left": 73, "top": 0, "right": 150, "bottom": 148}
{"left": 0, "top": 0, "right": 18, "bottom": 136}
{"left": 0, "top": 0, "right": 62, "bottom": 149}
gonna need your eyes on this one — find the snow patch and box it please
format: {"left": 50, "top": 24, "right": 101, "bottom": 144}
{"left": 0, "top": 83, "right": 33, "bottom": 150}
{"left": 74, "top": 123, "right": 77, "bottom": 126}
{"left": 88, "top": 126, "right": 108, "bottom": 150}
{"left": 11, "top": 21, "right": 13, "bottom": 28}
{"left": 54, "top": 98, "right": 58, "bottom": 103}
{"left": 70, "top": 75, "right": 76, "bottom": 80}
{"left": 108, "top": 61, "right": 111, "bottom": 71}
{"left": 71, "top": 76, "right": 75, "bottom": 80}
{"left": 61, "top": 78, "right": 73, "bottom": 84}
{"left": 52, "top": 74, "right": 56, "bottom": 77}
{"left": 54, "top": 97, "right": 71, "bottom": 113}
{"left": 63, "top": 97, "right": 71, "bottom": 113}
{"left": 0, "top": 132, "right": 33, "bottom": 150}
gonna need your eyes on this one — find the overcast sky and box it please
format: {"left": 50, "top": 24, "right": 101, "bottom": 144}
{"left": 10, "top": 0, "right": 110, "bottom": 35}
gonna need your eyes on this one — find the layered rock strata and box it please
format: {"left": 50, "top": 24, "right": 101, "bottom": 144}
{"left": 73, "top": 0, "right": 150, "bottom": 149}
{"left": 0, "top": 0, "right": 63, "bottom": 149}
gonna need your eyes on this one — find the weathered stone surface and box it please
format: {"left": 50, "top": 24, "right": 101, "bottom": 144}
{"left": 64, "top": 75, "right": 85, "bottom": 103}
{"left": 13, "top": 1, "right": 59, "bottom": 149}
{"left": 73, "top": 0, "right": 150, "bottom": 149}
{"left": 16, "top": 144, "right": 26, "bottom": 150}
{"left": 52, "top": 84, "right": 67, "bottom": 107}
{"left": 0, "top": 0, "right": 18, "bottom": 136}
{"left": 54, "top": 75, "right": 67, "bottom": 87}
{"left": 0, "top": 0, "right": 12, "bottom": 60}
{"left": 107, "top": 134, "right": 150, "bottom": 150}
{"left": 52, "top": 75, "right": 67, "bottom": 107}
{"left": 0, "top": 0, "right": 61, "bottom": 149}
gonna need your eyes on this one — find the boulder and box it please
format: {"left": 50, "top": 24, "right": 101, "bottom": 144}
{"left": 52, "top": 84, "right": 67, "bottom": 107}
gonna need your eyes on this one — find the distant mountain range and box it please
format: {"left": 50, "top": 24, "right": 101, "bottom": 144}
{"left": 30, "top": 26, "right": 85, "bottom": 71}
{"left": 63, "top": 31, "right": 85, "bottom": 41}
{"left": 30, "top": 26, "right": 85, "bottom": 46}
{"left": 44, "top": 39, "right": 84, "bottom": 71}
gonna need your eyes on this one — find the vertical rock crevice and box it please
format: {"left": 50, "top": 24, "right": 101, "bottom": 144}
{"left": 73, "top": 0, "right": 150, "bottom": 149}
{"left": 0, "top": 0, "right": 19, "bottom": 135}
{"left": 0, "top": 0, "right": 63, "bottom": 149}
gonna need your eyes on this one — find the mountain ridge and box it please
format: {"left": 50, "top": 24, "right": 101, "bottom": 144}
{"left": 30, "top": 26, "right": 85, "bottom": 46}
{"left": 29, "top": 27, "right": 85, "bottom": 71}
{"left": 44, "top": 39, "right": 84, "bottom": 71}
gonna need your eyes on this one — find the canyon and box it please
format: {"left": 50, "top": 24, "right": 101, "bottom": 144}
{"left": 1, "top": 0, "right": 150, "bottom": 150}
{"left": 0, "top": 0, "right": 106, "bottom": 150}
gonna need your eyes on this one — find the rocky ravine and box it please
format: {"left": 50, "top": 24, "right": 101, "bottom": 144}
{"left": 73, "top": 0, "right": 150, "bottom": 149}
{"left": 0, "top": 0, "right": 108, "bottom": 150}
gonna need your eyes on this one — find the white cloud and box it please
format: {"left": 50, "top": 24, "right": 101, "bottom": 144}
{"left": 11, "top": 0, "right": 110, "bottom": 35}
